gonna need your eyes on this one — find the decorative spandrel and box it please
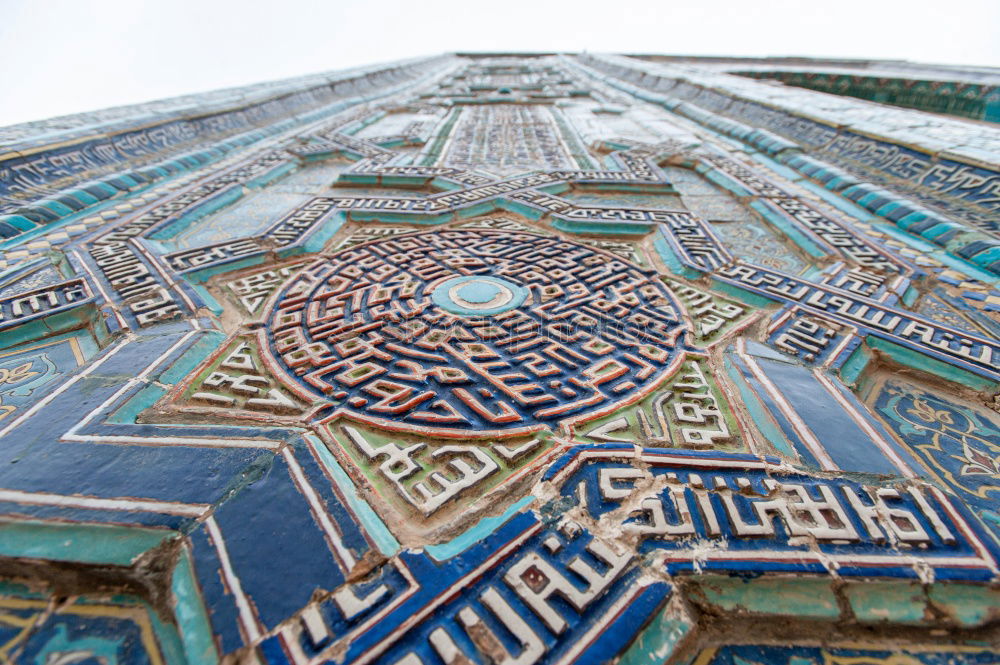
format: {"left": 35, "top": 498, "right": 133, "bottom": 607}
{"left": 0, "top": 54, "right": 998, "bottom": 665}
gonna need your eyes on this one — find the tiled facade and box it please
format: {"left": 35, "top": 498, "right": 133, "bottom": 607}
{"left": 0, "top": 54, "right": 997, "bottom": 665}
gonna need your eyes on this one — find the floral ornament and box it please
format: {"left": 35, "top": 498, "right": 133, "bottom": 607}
{"left": 0, "top": 362, "right": 39, "bottom": 387}
{"left": 0, "top": 353, "right": 59, "bottom": 399}
{"left": 907, "top": 396, "right": 954, "bottom": 426}
{"left": 956, "top": 439, "right": 1000, "bottom": 476}
{"left": 876, "top": 380, "right": 999, "bottom": 506}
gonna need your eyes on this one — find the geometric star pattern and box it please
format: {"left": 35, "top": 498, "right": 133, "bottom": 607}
{"left": 0, "top": 53, "right": 998, "bottom": 665}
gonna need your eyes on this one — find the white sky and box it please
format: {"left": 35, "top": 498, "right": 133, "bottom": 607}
{"left": 2, "top": 0, "right": 999, "bottom": 128}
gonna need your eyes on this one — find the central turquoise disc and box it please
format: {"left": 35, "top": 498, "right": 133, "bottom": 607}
{"left": 457, "top": 281, "right": 501, "bottom": 303}
{"left": 431, "top": 275, "right": 528, "bottom": 316}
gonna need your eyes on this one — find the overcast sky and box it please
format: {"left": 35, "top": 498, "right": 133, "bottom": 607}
{"left": 2, "top": 0, "right": 999, "bottom": 128}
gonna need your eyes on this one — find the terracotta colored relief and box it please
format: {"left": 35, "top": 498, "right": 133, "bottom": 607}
{"left": 0, "top": 54, "right": 998, "bottom": 665}
{"left": 166, "top": 335, "right": 308, "bottom": 421}
{"left": 322, "top": 421, "right": 553, "bottom": 539}
{"left": 264, "top": 229, "right": 688, "bottom": 437}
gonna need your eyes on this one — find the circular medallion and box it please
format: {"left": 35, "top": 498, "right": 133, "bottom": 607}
{"left": 264, "top": 229, "right": 688, "bottom": 436}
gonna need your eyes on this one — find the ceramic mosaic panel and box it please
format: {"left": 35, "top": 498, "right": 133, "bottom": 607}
{"left": 695, "top": 644, "right": 998, "bottom": 665}
{"left": 734, "top": 69, "right": 1000, "bottom": 122}
{"left": 0, "top": 54, "right": 997, "bottom": 665}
